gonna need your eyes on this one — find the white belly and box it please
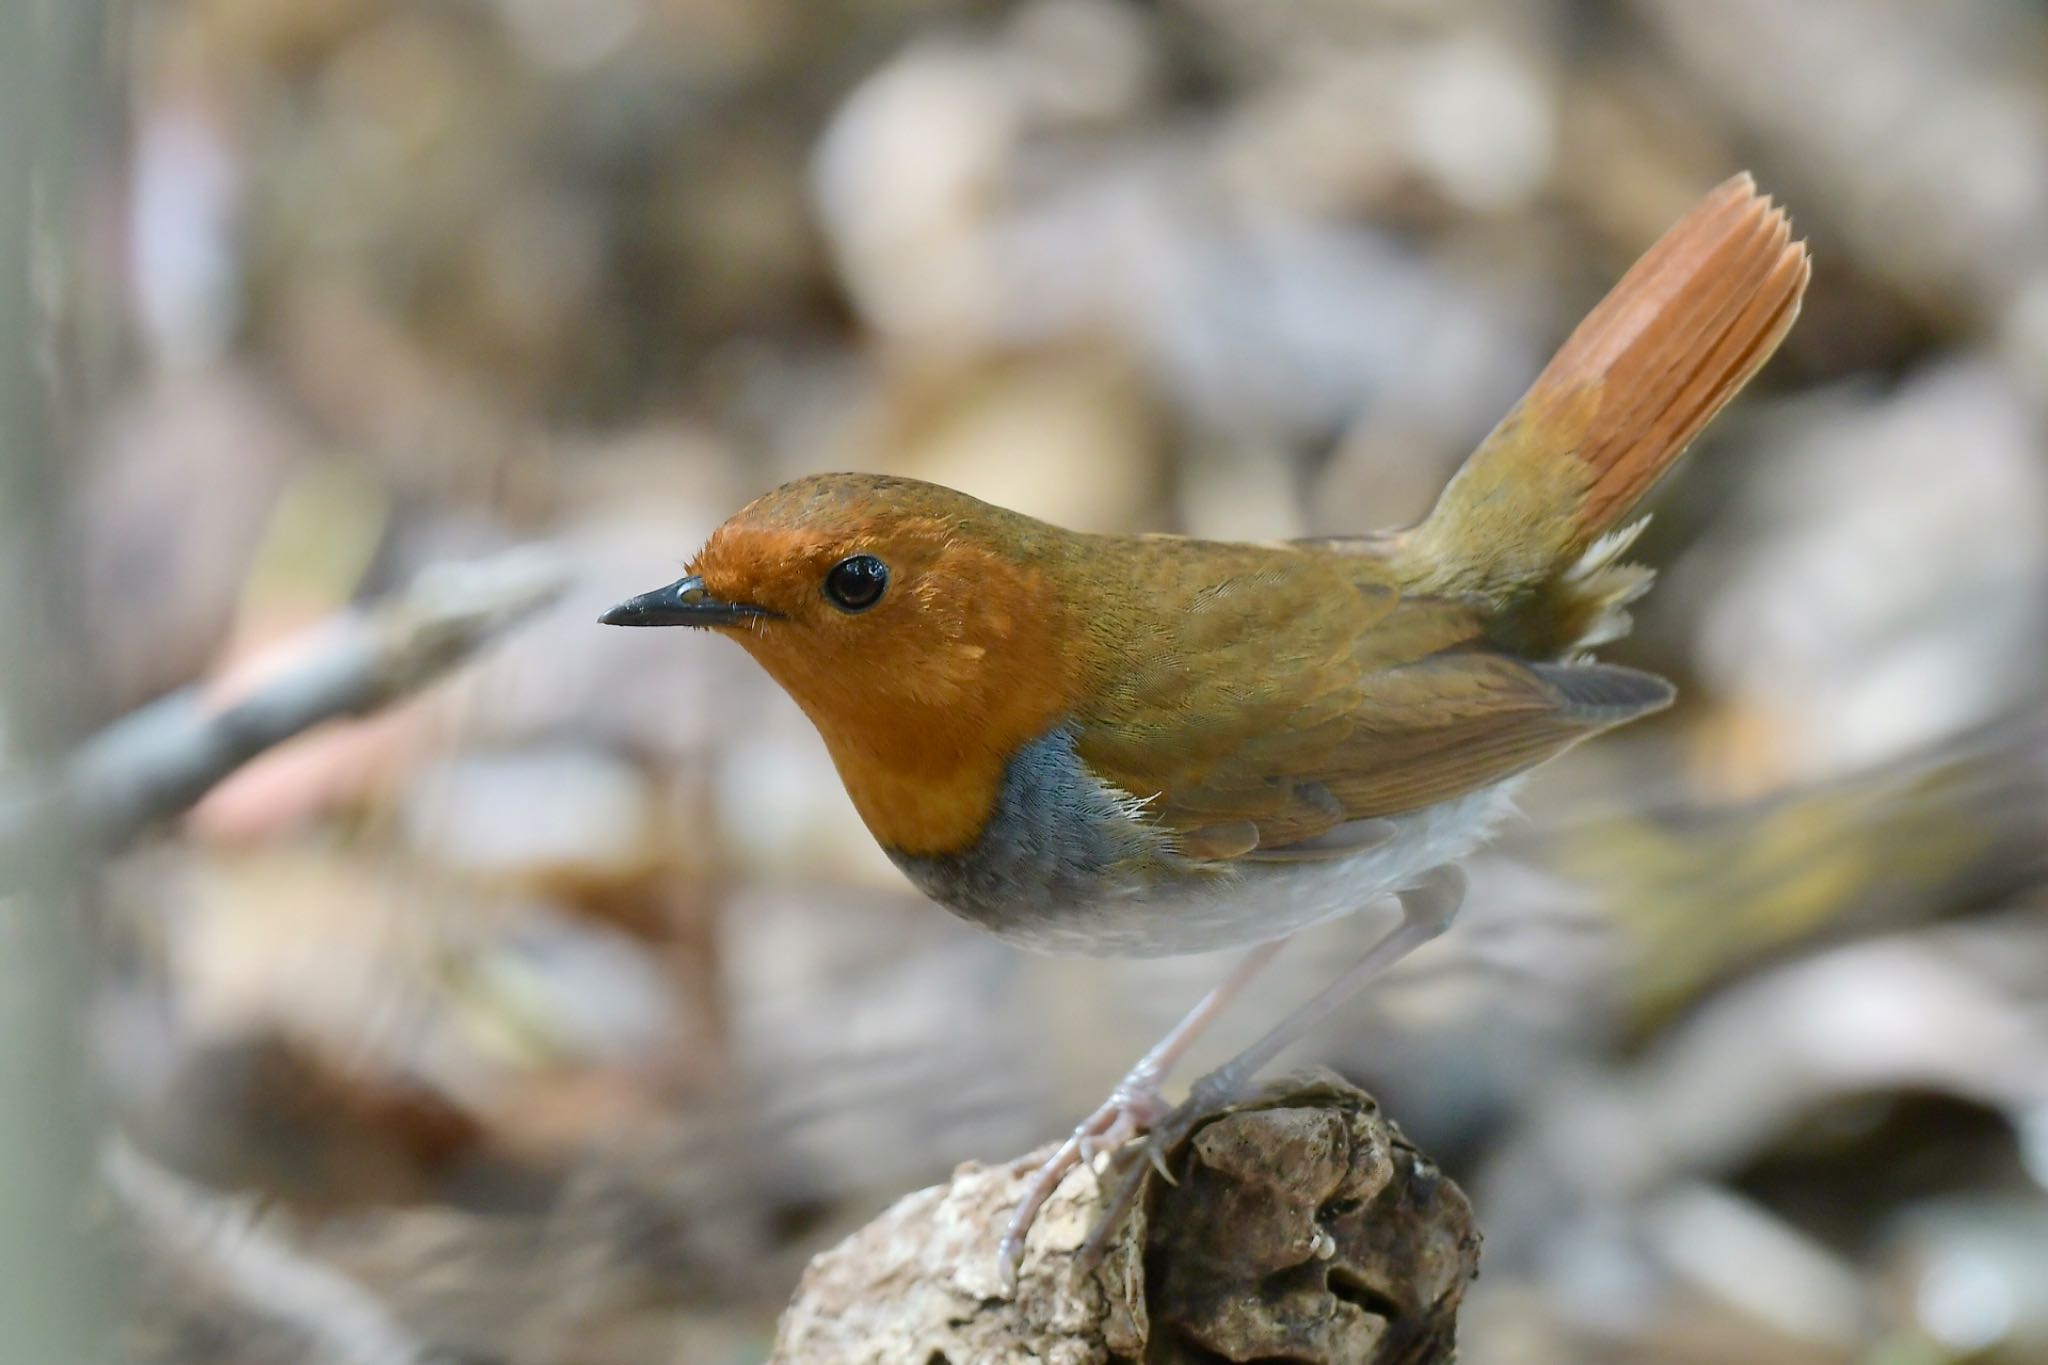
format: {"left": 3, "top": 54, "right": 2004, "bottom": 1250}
{"left": 986, "top": 784, "right": 1518, "bottom": 958}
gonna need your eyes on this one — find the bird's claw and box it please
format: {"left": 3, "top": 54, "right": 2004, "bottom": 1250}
{"left": 1076, "top": 1079, "right": 1169, "bottom": 1167}
{"left": 1073, "top": 1074, "right": 1243, "bottom": 1272}
{"left": 995, "top": 1072, "right": 1173, "bottom": 1292}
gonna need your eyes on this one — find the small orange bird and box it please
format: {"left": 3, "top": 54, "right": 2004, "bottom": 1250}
{"left": 605, "top": 174, "right": 1808, "bottom": 1283}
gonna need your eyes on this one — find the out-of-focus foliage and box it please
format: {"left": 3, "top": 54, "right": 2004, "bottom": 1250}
{"left": 60, "top": 0, "right": 2048, "bottom": 1360}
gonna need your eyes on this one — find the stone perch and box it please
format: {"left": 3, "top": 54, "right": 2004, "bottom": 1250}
{"left": 771, "top": 1072, "right": 1480, "bottom": 1364}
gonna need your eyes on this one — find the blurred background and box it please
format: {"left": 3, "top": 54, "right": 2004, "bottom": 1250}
{"left": 4, "top": 0, "right": 2048, "bottom": 1361}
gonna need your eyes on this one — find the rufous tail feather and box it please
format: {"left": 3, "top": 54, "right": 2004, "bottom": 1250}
{"left": 1399, "top": 173, "right": 1809, "bottom": 651}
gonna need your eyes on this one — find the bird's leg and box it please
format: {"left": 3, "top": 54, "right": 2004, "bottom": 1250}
{"left": 996, "top": 937, "right": 1288, "bottom": 1290}
{"left": 1077, "top": 864, "right": 1467, "bottom": 1270}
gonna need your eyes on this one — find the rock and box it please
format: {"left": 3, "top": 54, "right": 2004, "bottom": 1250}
{"left": 769, "top": 1071, "right": 1479, "bottom": 1365}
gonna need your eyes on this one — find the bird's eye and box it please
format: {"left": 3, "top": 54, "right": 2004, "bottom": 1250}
{"left": 823, "top": 554, "right": 889, "bottom": 613}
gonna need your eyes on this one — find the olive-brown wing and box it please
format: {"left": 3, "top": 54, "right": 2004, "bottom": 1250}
{"left": 1073, "top": 557, "right": 1671, "bottom": 859}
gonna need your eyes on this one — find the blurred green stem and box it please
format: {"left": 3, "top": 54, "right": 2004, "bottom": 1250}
{"left": 0, "top": 0, "right": 115, "bottom": 1359}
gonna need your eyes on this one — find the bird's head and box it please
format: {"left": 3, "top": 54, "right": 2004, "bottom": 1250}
{"left": 602, "top": 473, "right": 1092, "bottom": 853}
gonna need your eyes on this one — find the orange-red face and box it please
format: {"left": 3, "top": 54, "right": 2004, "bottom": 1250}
{"left": 603, "top": 474, "right": 1088, "bottom": 854}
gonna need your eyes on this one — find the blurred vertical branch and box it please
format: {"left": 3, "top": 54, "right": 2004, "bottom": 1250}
{"left": 0, "top": 0, "right": 115, "bottom": 1359}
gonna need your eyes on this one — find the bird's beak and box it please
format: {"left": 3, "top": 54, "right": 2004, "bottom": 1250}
{"left": 599, "top": 575, "right": 776, "bottom": 628}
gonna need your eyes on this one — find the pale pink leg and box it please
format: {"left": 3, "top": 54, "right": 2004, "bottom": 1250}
{"left": 995, "top": 937, "right": 1288, "bottom": 1290}
{"left": 1078, "top": 865, "right": 1467, "bottom": 1269}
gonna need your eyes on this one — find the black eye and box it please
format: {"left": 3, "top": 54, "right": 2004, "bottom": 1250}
{"left": 823, "top": 554, "right": 889, "bottom": 612}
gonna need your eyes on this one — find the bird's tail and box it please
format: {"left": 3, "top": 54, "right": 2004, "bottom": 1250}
{"left": 1396, "top": 173, "right": 1809, "bottom": 652}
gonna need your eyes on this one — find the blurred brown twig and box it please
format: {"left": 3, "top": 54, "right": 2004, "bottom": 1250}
{"left": 105, "top": 1137, "right": 433, "bottom": 1365}
{"left": 0, "top": 550, "right": 567, "bottom": 887}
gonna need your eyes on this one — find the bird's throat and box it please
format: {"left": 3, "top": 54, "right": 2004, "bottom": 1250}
{"left": 789, "top": 672, "right": 1087, "bottom": 858}
{"left": 829, "top": 747, "right": 1013, "bottom": 857}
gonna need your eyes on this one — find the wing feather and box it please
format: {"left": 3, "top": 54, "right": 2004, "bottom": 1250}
{"left": 1073, "top": 550, "right": 1672, "bottom": 862}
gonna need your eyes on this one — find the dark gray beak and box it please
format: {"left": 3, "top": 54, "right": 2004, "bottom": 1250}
{"left": 599, "top": 575, "right": 775, "bottom": 628}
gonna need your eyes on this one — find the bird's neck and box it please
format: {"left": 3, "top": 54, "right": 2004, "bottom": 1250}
{"left": 828, "top": 742, "right": 1019, "bottom": 857}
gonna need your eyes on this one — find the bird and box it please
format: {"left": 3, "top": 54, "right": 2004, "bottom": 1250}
{"left": 602, "top": 173, "right": 1809, "bottom": 1287}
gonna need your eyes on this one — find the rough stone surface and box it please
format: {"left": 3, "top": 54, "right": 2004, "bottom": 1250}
{"left": 769, "top": 1071, "right": 1479, "bottom": 1364}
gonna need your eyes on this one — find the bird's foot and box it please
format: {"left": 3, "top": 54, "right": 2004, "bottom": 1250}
{"left": 996, "top": 1070, "right": 1175, "bottom": 1291}
{"left": 1074, "top": 1068, "right": 1245, "bottom": 1273}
